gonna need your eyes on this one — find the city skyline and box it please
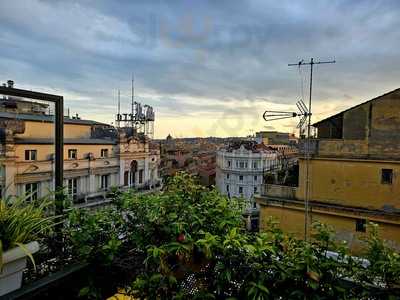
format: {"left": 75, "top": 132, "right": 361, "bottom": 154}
{"left": 1, "top": 1, "right": 400, "bottom": 138}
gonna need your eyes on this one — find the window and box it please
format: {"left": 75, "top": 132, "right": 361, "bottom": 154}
{"left": 25, "top": 150, "right": 37, "bottom": 161}
{"left": 253, "top": 202, "right": 257, "bottom": 209}
{"left": 124, "top": 171, "right": 129, "bottom": 186}
{"left": 68, "top": 149, "right": 77, "bottom": 159}
{"left": 381, "top": 169, "right": 393, "bottom": 184}
{"left": 254, "top": 175, "right": 257, "bottom": 181}
{"left": 101, "top": 174, "right": 109, "bottom": 190}
{"left": 237, "top": 161, "right": 248, "bottom": 169}
{"left": 239, "top": 186, "right": 243, "bottom": 194}
{"left": 254, "top": 186, "right": 258, "bottom": 193}
{"left": 239, "top": 175, "right": 243, "bottom": 181}
{"left": 226, "top": 185, "right": 229, "bottom": 192}
{"left": 130, "top": 171, "right": 136, "bottom": 186}
{"left": 226, "top": 173, "right": 230, "bottom": 179}
{"left": 139, "top": 170, "right": 144, "bottom": 184}
{"left": 101, "top": 148, "right": 109, "bottom": 158}
{"left": 355, "top": 219, "right": 366, "bottom": 232}
{"left": 67, "top": 178, "right": 78, "bottom": 201}
{"left": 25, "top": 183, "right": 38, "bottom": 201}
{"left": 252, "top": 161, "right": 258, "bottom": 169}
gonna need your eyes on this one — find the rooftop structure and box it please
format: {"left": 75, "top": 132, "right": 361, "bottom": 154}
{"left": 0, "top": 82, "right": 161, "bottom": 205}
{"left": 255, "top": 131, "right": 298, "bottom": 146}
{"left": 256, "top": 88, "right": 400, "bottom": 252}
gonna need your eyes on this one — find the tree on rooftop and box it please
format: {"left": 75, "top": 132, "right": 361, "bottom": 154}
{"left": 63, "top": 172, "right": 400, "bottom": 299}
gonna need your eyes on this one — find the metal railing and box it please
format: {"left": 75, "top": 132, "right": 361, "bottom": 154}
{"left": 298, "top": 138, "right": 319, "bottom": 156}
{"left": 260, "top": 184, "right": 297, "bottom": 199}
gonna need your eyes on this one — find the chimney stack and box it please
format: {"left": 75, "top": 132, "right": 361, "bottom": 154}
{"left": 7, "top": 80, "right": 14, "bottom": 88}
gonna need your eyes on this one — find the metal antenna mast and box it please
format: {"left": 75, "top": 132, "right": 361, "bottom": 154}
{"left": 117, "top": 89, "right": 121, "bottom": 128}
{"left": 288, "top": 58, "right": 335, "bottom": 242}
{"left": 131, "top": 73, "right": 135, "bottom": 129}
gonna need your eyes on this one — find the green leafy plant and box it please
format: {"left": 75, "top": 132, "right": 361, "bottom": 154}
{"left": 61, "top": 172, "right": 400, "bottom": 299}
{"left": 123, "top": 174, "right": 400, "bottom": 299}
{"left": 361, "top": 223, "right": 400, "bottom": 289}
{"left": 0, "top": 197, "right": 56, "bottom": 269}
{"left": 64, "top": 207, "right": 125, "bottom": 264}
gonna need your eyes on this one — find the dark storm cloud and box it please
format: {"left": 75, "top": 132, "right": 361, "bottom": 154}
{"left": 1, "top": 0, "right": 400, "bottom": 125}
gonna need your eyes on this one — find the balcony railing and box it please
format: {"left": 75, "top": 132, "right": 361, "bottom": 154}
{"left": 298, "top": 138, "right": 319, "bottom": 156}
{"left": 298, "top": 138, "right": 376, "bottom": 158}
{"left": 260, "top": 184, "right": 297, "bottom": 199}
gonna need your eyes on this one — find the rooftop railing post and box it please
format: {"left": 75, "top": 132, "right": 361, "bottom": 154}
{"left": 54, "top": 95, "right": 64, "bottom": 250}
{"left": 54, "top": 96, "right": 64, "bottom": 216}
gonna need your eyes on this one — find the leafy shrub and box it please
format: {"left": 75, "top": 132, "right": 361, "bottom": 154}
{"left": 359, "top": 223, "right": 400, "bottom": 289}
{"left": 0, "top": 197, "right": 56, "bottom": 268}
{"left": 123, "top": 172, "right": 244, "bottom": 251}
{"left": 63, "top": 173, "right": 400, "bottom": 299}
{"left": 124, "top": 174, "right": 399, "bottom": 299}
{"left": 64, "top": 207, "right": 125, "bottom": 264}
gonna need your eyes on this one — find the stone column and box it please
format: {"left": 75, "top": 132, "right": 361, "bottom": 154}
{"left": 4, "top": 161, "right": 16, "bottom": 197}
{"left": 144, "top": 157, "right": 150, "bottom": 186}
{"left": 4, "top": 133, "right": 17, "bottom": 198}
{"left": 119, "top": 158, "right": 125, "bottom": 187}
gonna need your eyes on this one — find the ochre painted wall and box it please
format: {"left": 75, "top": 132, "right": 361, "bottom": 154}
{"left": 16, "top": 121, "right": 92, "bottom": 139}
{"left": 260, "top": 91, "right": 400, "bottom": 254}
{"left": 259, "top": 205, "right": 400, "bottom": 253}
{"left": 296, "top": 158, "right": 400, "bottom": 210}
{"left": 15, "top": 144, "right": 114, "bottom": 161}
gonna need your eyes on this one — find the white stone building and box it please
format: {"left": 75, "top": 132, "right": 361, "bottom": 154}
{"left": 216, "top": 141, "right": 280, "bottom": 211}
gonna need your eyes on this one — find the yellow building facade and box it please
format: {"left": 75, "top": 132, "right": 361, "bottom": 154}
{"left": 0, "top": 96, "right": 161, "bottom": 205}
{"left": 256, "top": 88, "right": 400, "bottom": 252}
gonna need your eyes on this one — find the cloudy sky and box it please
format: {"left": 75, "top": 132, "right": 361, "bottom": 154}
{"left": 1, "top": 0, "right": 400, "bottom": 138}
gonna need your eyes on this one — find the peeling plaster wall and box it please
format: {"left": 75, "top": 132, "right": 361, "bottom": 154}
{"left": 316, "top": 89, "right": 400, "bottom": 159}
{"left": 318, "top": 140, "right": 369, "bottom": 157}
{"left": 343, "top": 104, "right": 368, "bottom": 140}
{"left": 369, "top": 94, "right": 400, "bottom": 158}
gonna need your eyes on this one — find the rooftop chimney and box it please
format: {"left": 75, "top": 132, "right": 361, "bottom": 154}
{"left": 7, "top": 80, "right": 14, "bottom": 88}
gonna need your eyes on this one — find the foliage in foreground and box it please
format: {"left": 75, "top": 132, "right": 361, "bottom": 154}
{"left": 65, "top": 173, "right": 400, "bottom": 299}
{"left": 0, "top": 197, "right": 56, "bottom": 268}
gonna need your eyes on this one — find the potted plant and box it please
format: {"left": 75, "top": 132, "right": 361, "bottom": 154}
{"left": 0, "top": 197, "right": 55, "bottom": 296}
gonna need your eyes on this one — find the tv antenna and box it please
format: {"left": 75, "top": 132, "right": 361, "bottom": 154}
{"left": 131, "top": 73, "right": 135, "bottom": 129}
{"left": 117, "top": 89, "right": 121, "bottom": 128}
{"left": 263, "top": 57, "right": 335, "bottom": 242}
{"left": 263, "top": 99, "right": 310, "bottom": 136}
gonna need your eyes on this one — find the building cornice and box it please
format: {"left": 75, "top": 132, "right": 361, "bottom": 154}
{"left": 299, "top": 156, "right": 400, "bottom": 164}
{"left": 256, "top": 196, "right": 400, "bottom": 225}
